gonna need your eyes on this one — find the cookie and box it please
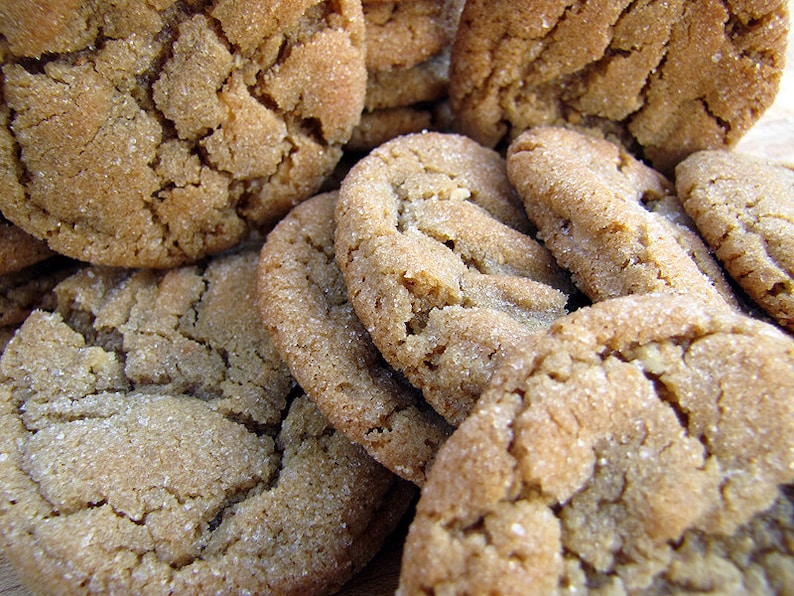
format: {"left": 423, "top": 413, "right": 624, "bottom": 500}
{"left": 637, "top": 484, "right": 794, "bottom": 594}
{"left": 258, "top": 191, "right": 452, "bottom": 486}
{"left": 335, "top": 131, "right": 573, "bottom": 426}
{"left": 0, "top": 246, "right": 414, "bottom": 595}
{"left": 347, "top": 106, "right": 436, "bottom": 152}
{"left": 363, "top": 0, "right": 458, "bottom": 73}
{"left": 675, "top": 150, "right": 794, "bottom": 332}
{"left": 351, "top": 1, "right": 462, "bottom": 151}
{"left": 0, "top": 255, "right": 79, "bottom": 331}
{"left": 398, "top": 293, "right": 794, "bottom": 594}
{"left": 0, "top": 218, "right": 53, "bottom": 276}
{"left": 507, "top": 126, "right": 739, "bottom": 310}
{"left": 0, "top": 0, "right": 367, "bottom": 268}
{"left": 449, "top": 0, "right": 789, "bottom": 173}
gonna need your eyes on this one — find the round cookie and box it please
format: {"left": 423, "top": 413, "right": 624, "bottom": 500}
{"left": 0, "top": 246, "right": 414, "bottom": 595}
{"left": 675, "top": 150, "right": 794, "bottom": 332}
{"left": 352, "top": 0, "right": 463, "bottom": 151}
{"left": 335, "top": 131, "right": 573, "bottom": 426}
{"left": 507, "top": 126, "right": 739, "bottom": 310}
{"left": 258, "top": 191, "right": 452, "bottom": 486}
{"left": 449, "top": 0, "right": 789, "bottom": 173}
{"left": 0, "top": 0, "right": 367, "bottom": 268}
{"left": 398, "top": 293, "right": 794, "bottom": 594}
{"left": 363, "top": 0, "right": 459, "bottom": 73}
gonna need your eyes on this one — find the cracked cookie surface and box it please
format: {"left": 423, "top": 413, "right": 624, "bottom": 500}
{"left": 449, "top": 0, "right": 788, "bottom": 173}
{"left": 398, "top": 293, "right": 794, "bottom": 594}
{"left": 0, "top": 0, "right": 367, "bottom": 268}
{"left": 258, "top": 191, "right": 451, "bottom": 486}
{"left": 335, "top": 131, "right": 573, "bottom": 426}
{"left": 676, "top": 150, "right": 794, "bottom": 332}
{"left": 507, "top": 126, "right": 739, "bottom": 310}
{"left": 0, "top": 245, "right": 414, "bottom": 595}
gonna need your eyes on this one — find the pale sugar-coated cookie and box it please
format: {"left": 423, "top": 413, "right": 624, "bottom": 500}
{"left": 0, "top": 0, "right": 367, "bottom": 268}
{"left": 258, "top": 191, "right": 452, "bottom": 486}
{"left": 449, "top": 0, "right": 789, "bottom": 173}
{"left": 398, "top": 293, "right": 794, "bottom": 594}
{"left": 507, "top": 126, "right": 739, "bottom": 310}
{"left": 676, "top": 149, "right": 794, "bottom": 332}
{"left": 335, "top": 131, "right": 573, "bottom": 427}
{"left": 0, "top": 245, "right": 414, "bottom": 595}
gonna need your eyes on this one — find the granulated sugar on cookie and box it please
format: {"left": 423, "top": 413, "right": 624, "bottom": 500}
{"left": 507, "top": 126, "right": 740, "bottom": 311}
{"left": 676, "top": 149, "right": 794, "bottom": 333}
{"left": 449, "top": 0, "right": 789, "bottom": 173}
{"left": 348, "top": 0, "right": 464, "bottom": 151}
{"left": 0, "top": 0, "right": 368, "bottom": 268}
{"left": 398, "top": 294, "right": 794, "bottom": 594}
{"left": 0, "top": 246, "right": 414, "bottom": 595}
{"left": 259, "top": 191, "right": 452, "bottom": 486}
{"left": 335, "top": 131, "right": 574, "bottom": 426}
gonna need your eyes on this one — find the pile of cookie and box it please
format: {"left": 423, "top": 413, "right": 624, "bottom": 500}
{"left": 1, "top": 0, "right": 793, "bottom": 594}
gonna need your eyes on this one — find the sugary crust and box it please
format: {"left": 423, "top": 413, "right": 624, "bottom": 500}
{"left": 0, "top": 0, "right": 367, "bottom": 268}
{"left": 364, "top": 49, "right": 451, "bottom": 113}
{"left": 335, "top": 132, "right": 572, "bottom": 426}
{"left": 363, "top": 0, "right": 459, "bottom": 73}
{"left": 449, "top": 0, "right": 789, "bottom": 173}
{"left": 507, "top": 126, "right": 739, "bottom": 310}
{"left": 398, "top": 293, "right": 794, "bottom": 594}
{"left": 0, "top": 247, "right": 413, "bottom": 595}
{"left": 676, "top": 150, "right": 794, "bottom": 332}
{"left": 258, "top": 191, "right": 451, "bottom": 486}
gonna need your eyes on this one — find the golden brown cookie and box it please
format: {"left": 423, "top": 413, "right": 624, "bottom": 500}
{"left": 0, "top": 246, "right": 414, "bottom": 595}
{"left": 675, "top": 150, "right": 794, "bottom": 332}
{"left": 636, "top": 484, "right": 794, "bottom": 594}
{"left": 363, "top": 0, "right": 458, "bottom": 73}
{"left": 398, "top": 293, "right": 794, "bottom": 594}
{"left": 0, "top": 218, "right": 53, "bottom": 276}
{"left": 507, "top": 126, "right": 739, "bottom": 310}
{"left": 0, "top": 0, "right": 367, "bottom": 268}
{"left": 449, "top": 0, "right": 789, "bottom": 173}
{"left": 352, "top": 0, "right": 463, "bottom": 151}
{"left": 335, "top": 131, "right": 573, "bottom": 426}
{"left": 258, "top": 191, "right": 452, "bottom": 486}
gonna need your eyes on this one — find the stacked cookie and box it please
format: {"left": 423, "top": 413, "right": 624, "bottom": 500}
{"left": 1, "top": 0, "right": 793, "bottom": 594}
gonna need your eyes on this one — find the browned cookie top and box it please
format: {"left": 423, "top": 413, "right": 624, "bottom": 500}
{"left": 449, "top": 0, "right": 788, "bottom": 173}
{"left": 0, "top": 0, "right": 367, "bottom": 268}
{"left": 0, "top": 246, "right": 413, "bottom": 595}
{"left": 398, "top": 293, "right": 794, "bottom": 594}
{"left": 363, "top": 0, "right": 461, "bottom": 73}
{"left": 676, "top": 149, "right": 794, "bottom": 332}
{"left": 258, "top": 191, "right": 452, "bottom": 486}
{"left": 335, "top": 131, "right": 573, "bottom": 426}
{"left": 507, "top": 126, "right": 739, "bottom": 310}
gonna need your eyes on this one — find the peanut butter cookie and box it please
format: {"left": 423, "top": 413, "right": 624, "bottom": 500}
{"left": 335, "top": 131, "right": 573, "bottom": 426}
{"left": 0, "top": 246, "right": 414, "bottom": 595}
{"left": 0, "top": 0, "right": 367, "bottom": 268}
{"left": 449, "top": 0, "right": 789, "bottom": 173}
{"left": 676, "top": 150, "right": 794, "bottom": 332}
{"left": 398, "top": 293, "right": 794, "bottom": 594}
{"left": 507, "top": 126, "right": 739, "bottom": 310}
{"left": 258, "top": 191, "right": 452, "bottom": 486}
